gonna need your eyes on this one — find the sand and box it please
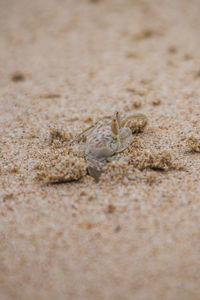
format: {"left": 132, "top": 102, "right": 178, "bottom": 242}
{"left": 0, "top": 0, "right": 200, "bottom": 299}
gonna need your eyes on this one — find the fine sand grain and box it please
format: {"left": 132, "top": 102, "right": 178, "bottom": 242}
{"left": 0, "top": 0, "right": 200, "bottom": 299}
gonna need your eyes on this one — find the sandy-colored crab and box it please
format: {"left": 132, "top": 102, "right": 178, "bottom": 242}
{"left": 78, "top": 111, "right": 148, "bottom": 181}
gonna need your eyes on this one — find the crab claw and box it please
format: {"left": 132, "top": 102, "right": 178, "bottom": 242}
{"left": 87, "top": 165, "right": 102, "bottom": 182}
{"left": 86, "top": 153, "right": 106, "bottom": 181}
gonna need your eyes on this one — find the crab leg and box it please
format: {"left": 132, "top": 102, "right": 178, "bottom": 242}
{"left": 69, "top": 124, "right": 95, "bottom": 146}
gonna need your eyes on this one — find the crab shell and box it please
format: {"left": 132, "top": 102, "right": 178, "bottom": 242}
{"left": 81, "top": 112, "right": 148, "bottom": 180}
{"left": 86, "top": 124, "right": 132, "bottom": 171}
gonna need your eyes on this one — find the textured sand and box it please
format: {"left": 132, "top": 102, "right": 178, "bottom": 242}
{"left": 0, "top": 0, "right": 200, "bottom": 299}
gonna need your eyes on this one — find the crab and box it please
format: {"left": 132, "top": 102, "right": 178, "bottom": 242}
{"left": 71, "top": 111, "right": 148, "bottom": 181}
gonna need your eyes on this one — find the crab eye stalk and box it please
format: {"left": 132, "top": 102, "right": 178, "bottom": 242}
{"left": 111, "top": 119, "right": 119, "bottom": 136}
{"left": 114, "top": 111, "right": 121, "bottom": 127}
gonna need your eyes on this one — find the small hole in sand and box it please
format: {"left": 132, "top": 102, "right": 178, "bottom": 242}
{"left": 168, "top": 46, "right": 178, "bottom": 54}
{"left": 11, "top": 72, "right": 26, "bottom": 82}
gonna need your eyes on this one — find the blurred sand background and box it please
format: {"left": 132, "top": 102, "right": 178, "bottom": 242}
{"left": 0, "top": 0, "right": 200, "bottom": 299}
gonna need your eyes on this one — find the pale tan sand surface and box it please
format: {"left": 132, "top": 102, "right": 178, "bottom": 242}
{"left": 0, "top": 0, "right": 200, "bottom": 299}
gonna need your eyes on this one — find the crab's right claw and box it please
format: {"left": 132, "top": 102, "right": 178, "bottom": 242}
{"left": 86, "top": 154, "right": 105, "bottom": 181}
{"left": 87, "top": 166, "right": 102, "bottom": 182}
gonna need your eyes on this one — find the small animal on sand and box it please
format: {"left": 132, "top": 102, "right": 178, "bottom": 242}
{"left": 71, "top": 111, "right": 148, "bottom": 181}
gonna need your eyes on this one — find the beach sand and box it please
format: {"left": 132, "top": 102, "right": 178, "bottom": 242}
{"left": 0, "top": 0, "right": 200, "bottom": 299}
